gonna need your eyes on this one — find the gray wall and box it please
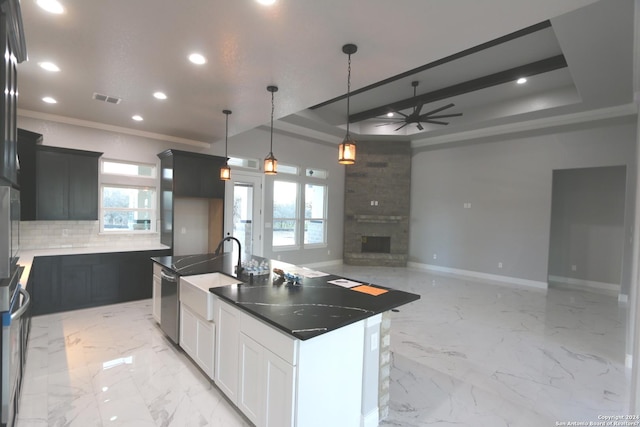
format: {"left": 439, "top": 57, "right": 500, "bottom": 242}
{"left": 17, "top": 115, "right": 345, "bottom": 266}
{"left": 410, "top": 117, "right": 637, "bottom": 292}
{"left": 548, "top": 166, "right": 627, "bottom": 286}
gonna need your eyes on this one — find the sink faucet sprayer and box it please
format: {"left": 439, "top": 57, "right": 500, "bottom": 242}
{"left": 214, "top": 235, "right": 243, "bottom": 277}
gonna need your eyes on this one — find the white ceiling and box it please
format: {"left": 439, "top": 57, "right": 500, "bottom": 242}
{"left": 16, "top": 0, "right": 635, "bottom": 149}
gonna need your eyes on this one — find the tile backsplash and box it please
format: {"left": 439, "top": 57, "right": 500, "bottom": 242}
{"left": 20, "top": 221, "right": 161, "bottom": 250}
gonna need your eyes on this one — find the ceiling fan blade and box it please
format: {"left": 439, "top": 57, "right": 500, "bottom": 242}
{"left": 392, "top": 110, "right": 410, "bottom": 119}
{"left": 423, "top": 119, "right": 450, "bottom": 126}
{"left": 424, "top": 112, "right": 463, "bottom": 119}
{"left": 416, "top": 123, "right": 424, "bottom": 131}
{"left": 395, "top": 122, "right": 409, "bottom": 131}
{"left": 413, "top": 103, "right": 424, "bottom": 116}
{"left": 419, "top": 103, "right": 455, "bottom": 117}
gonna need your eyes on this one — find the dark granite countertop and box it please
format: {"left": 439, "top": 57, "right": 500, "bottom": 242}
{"left": 151, "top": 253, "right": 420, "bottom": 340}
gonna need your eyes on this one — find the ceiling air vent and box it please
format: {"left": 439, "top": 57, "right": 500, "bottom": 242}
{"left": 92, "top": 92, "right": 122, "bottom": 104}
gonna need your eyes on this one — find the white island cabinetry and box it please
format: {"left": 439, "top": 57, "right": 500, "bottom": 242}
{"left": 215, "top": 298, "right": 376, "bottom": 427}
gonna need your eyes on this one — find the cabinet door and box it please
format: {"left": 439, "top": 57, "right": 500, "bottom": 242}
{"left": 30, "top": 257, "right": 61, "bottom": 315}
{"left": 195, "top": 316, "right": 215, "bottom": 379}
{"left": 68, "top": 154, "right": 98, "bottom": 220}
{"left": 264, "top": 350, "right": 295, "bottom": 427}
{"left": 215, "top": 301, "right": 239, "bottom": 403}
{"left": 36, "top": 150, "right": 68, "bottom": 220}
{"left": 239, "top": 334, "right": 264, "bottom": 425}
{"left": 180, "top": 303, "right": 197, "bottom": 358}
{"left": 60, "top": 265, "right": 91, "bottom": 308}
{"left": 91, "top": 263, "right": 120, "bottom": 304}
{"left": 173, "top": 155, "right": 201, "bottom": 198}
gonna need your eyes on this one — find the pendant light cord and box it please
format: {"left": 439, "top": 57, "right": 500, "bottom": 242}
{"left": 346, "top": 52, "right": 351, "bottom": 137}
{"left": 224, "top": 112, "right": 229, "bottom": 158}
{"left": 270, "top": 90, "right": 275, "bottom": 154}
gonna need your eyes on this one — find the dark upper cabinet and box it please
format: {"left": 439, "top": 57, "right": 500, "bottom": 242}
{"left": 17, "top": 129, "right": 42, "bottom": 220}
{"left": 158, "top": 149, "right": 226, "bottom": 199}
{"left": 35, "top": 146, "right": 102, "bottom": 220}
{"left": 0, "top": 6, "right": 22, "bottom": 188}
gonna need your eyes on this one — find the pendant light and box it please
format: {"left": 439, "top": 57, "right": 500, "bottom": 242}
{"left": 220, "top": 109, "right": 232, "bottom": 181}
{"left": 264, "top": 85, "right": 278, "bottom": 175}
{"left": 338, "top": 43, "right": 357, "bottom": 165}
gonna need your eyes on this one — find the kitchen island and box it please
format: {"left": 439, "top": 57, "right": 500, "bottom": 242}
{"left": 152, "top": 253, "right": 420, "bottom": 427}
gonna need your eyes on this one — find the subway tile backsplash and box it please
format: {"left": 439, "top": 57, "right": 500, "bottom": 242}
{"left": 20, "top": 221, "right": 161, "bottom": 250}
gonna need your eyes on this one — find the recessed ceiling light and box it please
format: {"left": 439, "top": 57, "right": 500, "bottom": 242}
{"left": 132, "top": 115, "right": 143, "bottom": 121}
{"left": 42, "top": 96, "right": 57, "bottom": 104}
{"left": 38, "top": 61, "right": 60, "bottom": 72}
{"left": 188, "top": 53, "right": 206, "bottom": 65}
{"left": 153, "top": 91, "right": 167, "bottom": 100}
{"left": 256, "top": 0, "right": 276, "bottom": 5}
{"left": 36, "top": 0, "right": 65, "bottom": 14}
{"left": 386, "top": 112, "right": 394, "bottom": 117}
{"left": 516, "top": 77, "right": 527, "bottom": 85}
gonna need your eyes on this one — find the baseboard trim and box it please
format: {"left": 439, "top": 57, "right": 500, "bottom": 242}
{"left": 408, "top": 262, "right": 548, "bottom": 290}
{"left": 301, "top": 259, "right": 343, "bottom": 269}
{"left": 548, "top": 275, "right": 621, "bottom": 294}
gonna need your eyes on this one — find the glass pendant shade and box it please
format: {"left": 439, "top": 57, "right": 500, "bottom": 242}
{"left": 219, "top": 163, "right": 231, "bottom": 180}
{"left": 338, "top": 137, "right": 356, "bottom": 165}
{"left": 264, "top": 152, "right": 277, "bottom": 175}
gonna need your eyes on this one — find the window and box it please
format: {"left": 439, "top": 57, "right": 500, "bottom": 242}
{"left": 228, "top": 156, "right": 259, "bottom": 170}
{"left": 102, "top": 186, "right": 156, "bottom": 232}
{"left": 101, "top": 159, "right": 157, "bottom": 233}
{"left": 102, "top": 159, "right": 156, "bottom": 178}
{"left": 278, "top": 163, "right": 299, "bottom": 175}
{"left": 273, "top": 180, "right": 298, "bottom": 247}
{"left": 304, "top": 184, "right": 326, "bottom": 245}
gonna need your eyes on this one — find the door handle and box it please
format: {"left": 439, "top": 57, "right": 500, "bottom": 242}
{"left": 11, "top": 287, "right": 31, "bottom": 321}
{"left": 160, "top": 271, "right": 178, "bottom": 282}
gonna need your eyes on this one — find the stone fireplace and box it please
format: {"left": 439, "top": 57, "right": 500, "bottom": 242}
{"left": 344, "top": 140, "right": 410, "bottom": 267}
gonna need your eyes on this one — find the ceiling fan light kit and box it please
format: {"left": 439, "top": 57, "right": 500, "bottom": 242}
{"left": 338, "top": 43, "right": 357, "bottom": 165}
{"left": 264, "top": 85, "right": 279, "bottom": 175}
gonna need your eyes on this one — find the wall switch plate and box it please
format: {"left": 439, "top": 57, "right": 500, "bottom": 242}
{"left": 571, "top": 265, "right": 577, "bottom": 271}
{"left": 498, "top": 262, "right": 503, "bottom": 268}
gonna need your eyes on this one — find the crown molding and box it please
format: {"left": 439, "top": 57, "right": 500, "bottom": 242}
{"left": 17, "top": 109, "right": 211, "bottom": 148}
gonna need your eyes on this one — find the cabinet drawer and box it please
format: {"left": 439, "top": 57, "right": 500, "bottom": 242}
{"left": 240, "top": 311, "right": 298, "bottom": 365}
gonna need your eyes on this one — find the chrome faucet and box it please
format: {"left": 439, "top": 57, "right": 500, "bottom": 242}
{"left": 214, "top": 235, "right": 243, "bottom": 277}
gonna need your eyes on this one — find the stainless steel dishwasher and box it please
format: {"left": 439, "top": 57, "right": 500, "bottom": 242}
{"left": 159, "top": 269, "right": 179, "bottom": 344}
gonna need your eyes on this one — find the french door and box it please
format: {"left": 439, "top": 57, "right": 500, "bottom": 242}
{"left": 224, "top": 171, "right": 263, "bottom": 258}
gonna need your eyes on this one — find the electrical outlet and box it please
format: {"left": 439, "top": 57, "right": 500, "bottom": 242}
{"left": 62, "top": 229, "right": 69, "bottom": 237}
{"left": 498, "top": 262, "right": 503, "bottom": 269}
{"left": 571, "top": 265, "right": 577, "bottom": 271}
{"left": 432, "top": 253, "right": 437, "bottom": 260}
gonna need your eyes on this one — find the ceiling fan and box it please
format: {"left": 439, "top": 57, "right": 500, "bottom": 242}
{"left": 378, "top": 81, "right": 463, "bottom": 131}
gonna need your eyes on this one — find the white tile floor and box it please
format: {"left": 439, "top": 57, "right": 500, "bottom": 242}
{"left": 17, "top": 266, "right": 631, "bottom": 426}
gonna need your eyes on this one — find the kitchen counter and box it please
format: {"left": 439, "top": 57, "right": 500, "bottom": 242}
{"left": 152, "top": 253, "right": 420, "bottom": 340}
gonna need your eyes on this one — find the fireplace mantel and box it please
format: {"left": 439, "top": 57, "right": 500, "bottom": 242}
{"left": 352, "top": 215, "right": 406, "bottom": 224}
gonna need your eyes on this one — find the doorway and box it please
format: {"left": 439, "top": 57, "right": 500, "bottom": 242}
{"left": 547, "top": 165, "right": 627, "bottom": 295}
{"left": 224, "top": 171, "right": 263, "bottom": 259}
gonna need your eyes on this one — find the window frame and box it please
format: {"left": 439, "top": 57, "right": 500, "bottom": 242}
{"left": 272, "top": 179, "right": 300, "bottom": 249}
{"left": 99, "top": 158, "right": 158, "bottom": 234}
{"left": 303, "top": 182, "right": 328, "bottom": 247}
{"left": 100, "top": 184, "right": 157, "bottom": 233}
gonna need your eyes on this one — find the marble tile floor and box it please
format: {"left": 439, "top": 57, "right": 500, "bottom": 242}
{"left": 16, "top": 266, "right": 631, "bottom": 427}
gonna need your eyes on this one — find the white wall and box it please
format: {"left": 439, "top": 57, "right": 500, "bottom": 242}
{"left": 409, "top": 117, "right": 637, "bottom": 290}
{"left": 17, "top": 116, "right": 345, "bottom": 265}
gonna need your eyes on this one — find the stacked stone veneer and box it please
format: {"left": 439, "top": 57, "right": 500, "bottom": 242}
{"left": 344, "top": 140, "right": 411, "bottom": 266}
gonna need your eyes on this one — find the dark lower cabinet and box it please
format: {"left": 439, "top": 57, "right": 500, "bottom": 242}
{"left": 28, "top": 249, "right": 170, "bottom": 316}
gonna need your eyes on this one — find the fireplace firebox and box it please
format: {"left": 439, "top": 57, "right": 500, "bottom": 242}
{"left": 361, "top": 236, "right": 391, "bottom": 253}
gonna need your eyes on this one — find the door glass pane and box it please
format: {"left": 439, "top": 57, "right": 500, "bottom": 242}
{"left": 273, "top": 181, "right": 298, "bottom": 246}
{"left": 233, "top": 182, "right": 254, "bottom": 260}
